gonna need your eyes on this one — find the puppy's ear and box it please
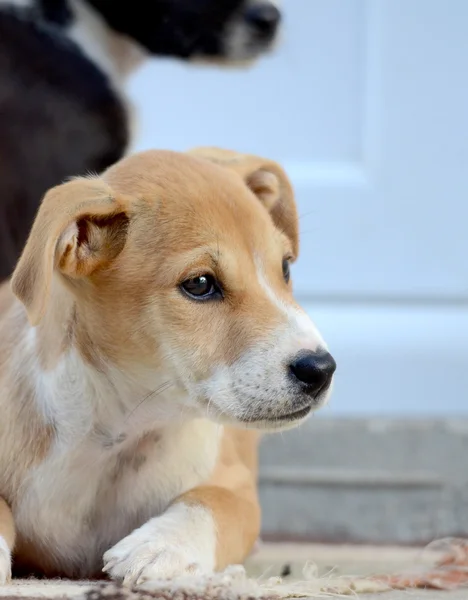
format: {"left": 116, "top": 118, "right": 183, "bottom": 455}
{"left": 11, "top": 178, "right": 130, "bottom": 326}
{"left": 189, "top": 147, "right": 298, "bottom": 256}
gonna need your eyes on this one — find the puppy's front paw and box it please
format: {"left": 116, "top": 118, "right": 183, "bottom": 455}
{"left": 104, "top": 540, "right": 205, "bottom": 586}
{"left": 103, "top": 503, "right": 216, "bottom": 586}
{"left": 0, "top": 538, "right": 11, "bottom": 585}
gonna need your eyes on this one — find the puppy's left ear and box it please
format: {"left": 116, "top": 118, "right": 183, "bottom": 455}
{"left": 188, "top": 147, "right": 299, "bottom": 257}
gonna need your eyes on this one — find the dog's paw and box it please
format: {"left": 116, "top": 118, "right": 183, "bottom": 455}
{"left": 103, "top": 503, "right": 216, "bottom": 586}
{"left": 0, "top": 537, "right": 11, "bottom": 585}
{"left": 103, "top": 540, "right": 206, "bottom": 585}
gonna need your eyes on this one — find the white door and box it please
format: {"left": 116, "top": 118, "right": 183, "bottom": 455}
{"left": 129, "top": 0, "right": 468, "bottom": 415}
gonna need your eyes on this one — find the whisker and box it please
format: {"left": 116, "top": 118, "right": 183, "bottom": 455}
{"left": 297, "top": 209, "right": 318, "bottom": 221}
{"left": 124, "top": 380, "right": 175, "bottom": 424}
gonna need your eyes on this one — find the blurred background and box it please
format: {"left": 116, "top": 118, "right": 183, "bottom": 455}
{"left": 129, "top": 0, "right": 468, "bottom": 545}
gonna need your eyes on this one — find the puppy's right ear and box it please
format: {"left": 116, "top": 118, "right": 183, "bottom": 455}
{"left": 11, "top": 178, "right": 130, "bottom": 326}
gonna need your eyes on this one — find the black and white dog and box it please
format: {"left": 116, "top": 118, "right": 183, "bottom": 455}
{"left": 0, "top": 0, "right": 281, "bottom": 280}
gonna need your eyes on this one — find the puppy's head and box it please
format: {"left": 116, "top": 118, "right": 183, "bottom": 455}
{"left": 84, "top": 0, "right": 281, "bottom": 63}
{"left": 12, "top": 148, "right": 335, "bottom": 431}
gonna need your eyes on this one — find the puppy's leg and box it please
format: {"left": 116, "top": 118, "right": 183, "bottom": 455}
{"left": 0, "top": 498, "right": 15, "bottom": 584}
{"left": 103, "top": 430, "right": 260, "bottom": 586}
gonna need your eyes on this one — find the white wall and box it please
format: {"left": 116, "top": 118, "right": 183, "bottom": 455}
{"left": 128, "top": 0, "right": 468, "bottom": 415}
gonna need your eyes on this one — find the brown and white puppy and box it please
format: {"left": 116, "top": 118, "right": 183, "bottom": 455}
{"left": 0, "top": 148, "right": 336, "bottom": 584}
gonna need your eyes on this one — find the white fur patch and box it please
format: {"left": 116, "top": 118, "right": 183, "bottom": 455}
{"left": 16, "top": 415, "right": 221, "bottom": 576}
{"left": 255, "top": 257, "right": 326, "bottom": 351}
{"left": 103, "top": 503, "right": 216, "bottom": 585}
{"left": 0, "top": 537, "right": 11, "bottom": 585}
{"left": 68, "top": 0, "right": 118, "bottom": 82}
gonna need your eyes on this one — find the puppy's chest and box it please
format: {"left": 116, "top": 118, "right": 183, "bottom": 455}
{"left": 16, "top": 422, "right": 220, "bottom": 574}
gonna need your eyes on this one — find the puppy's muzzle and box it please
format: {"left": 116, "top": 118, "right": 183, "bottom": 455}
{"left": 243, "top": 3, "right": 281, "bottom": 40}
{"left": 288, "top": 350, "right": 336, "bottom": 398}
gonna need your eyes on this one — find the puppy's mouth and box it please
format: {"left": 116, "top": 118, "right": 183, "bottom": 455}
{"left": 197, "top": 394, "right": 315, "bottom": 432}
{"left": 267, "top": 404, "right": 313, "bottom": 422}
{"left": 237, "top": 403, "right": 314, "bottom": 431}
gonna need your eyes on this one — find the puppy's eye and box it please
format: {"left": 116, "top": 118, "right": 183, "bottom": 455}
{"left": 181, "top": 275, "right": 221, "bottom": 300}
{"left": 282, "top": 258, "right": 291, "bottom": 283}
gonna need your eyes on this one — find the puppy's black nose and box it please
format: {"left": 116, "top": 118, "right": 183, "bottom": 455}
{"left": 244, "top": 3, "right": 281, "bottom": 37}
{"left": 289, "top": 350, "right": 336, "bottom": 395}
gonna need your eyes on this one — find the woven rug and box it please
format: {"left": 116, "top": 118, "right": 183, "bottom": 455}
{"left": 0, "top": 539, "right": 466, "bottom": 599}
